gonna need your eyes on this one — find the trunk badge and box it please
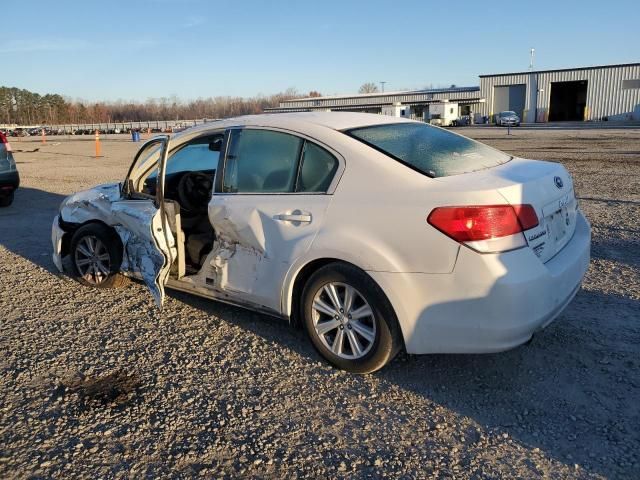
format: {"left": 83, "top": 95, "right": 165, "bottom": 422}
{"left": 554, "top": 176, "right": 564, "bottom": 189}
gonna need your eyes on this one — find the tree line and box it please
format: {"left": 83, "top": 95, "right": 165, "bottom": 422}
{"left": 0, "top": 86, "right": 305, "bottom": 125}
{"left": 0, "top": 83, "right": 423, "bottom": 125}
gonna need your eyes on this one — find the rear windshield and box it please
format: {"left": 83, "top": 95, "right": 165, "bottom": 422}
{"left": 346, "top": 122, "right": 511, "bottom": 178}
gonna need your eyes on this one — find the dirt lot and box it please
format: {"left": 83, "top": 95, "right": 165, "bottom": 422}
{"left": 1, "top": 127, "right": 639, "bottom": 479}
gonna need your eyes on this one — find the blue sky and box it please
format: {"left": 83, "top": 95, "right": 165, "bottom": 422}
{"left": 1, "top": 0, "right": 638, "bottom": 101}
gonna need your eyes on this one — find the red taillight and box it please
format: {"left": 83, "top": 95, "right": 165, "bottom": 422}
{"left": 0, "top": 132, "right": 10, "bottom": 151}
{"left": 427, "top": 205, "right": 538, "bottom": 243}
{"left": 512, "top": 204, "right": 539, "bottom": 230}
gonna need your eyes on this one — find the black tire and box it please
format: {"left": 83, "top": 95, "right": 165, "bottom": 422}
{"left": 69, "top": 223, "right": 129, "bottom": 289}
{"left": 0, "top": 192, "right": 14, "bottom": 207}
{"left": 301, "top": 262, "right": 402, "bottom": 374}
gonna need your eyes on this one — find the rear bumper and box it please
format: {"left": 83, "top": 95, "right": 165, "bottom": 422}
{"left": 369, "top": 211, "right": 591, "bottom": 354}
{"left": 0, "top": 170, "right": 20, "bottom": 195}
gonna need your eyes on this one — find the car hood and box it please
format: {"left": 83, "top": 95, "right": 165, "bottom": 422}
{"left": 59, "top": 182, "right": 123, "bottom": 224}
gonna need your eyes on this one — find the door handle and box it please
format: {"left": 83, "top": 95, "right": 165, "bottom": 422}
{"left": 275, "top": 212, "right": 312, "bottom": 223}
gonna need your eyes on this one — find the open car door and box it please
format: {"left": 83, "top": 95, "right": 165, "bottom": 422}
{"left": 116, "top": 136, "right": 176, "bottom": 306}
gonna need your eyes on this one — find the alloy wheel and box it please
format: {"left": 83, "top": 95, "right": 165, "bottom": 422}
{"left": 311, "top": 282, "right": 377, "bottom": 359}
{"left": 74, "top": 235, "right": 111, "bottom": 285}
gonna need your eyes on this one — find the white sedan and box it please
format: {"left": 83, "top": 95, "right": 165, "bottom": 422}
{"left": 51, "top": 112, "right": 590, "bottom": 373}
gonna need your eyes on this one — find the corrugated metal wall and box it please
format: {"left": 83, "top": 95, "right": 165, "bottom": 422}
{"left": 480, "top": 64, "right": 640, "bottom": 122}
{"left": 279, "top": 88, "right": 481, "bottom": 109}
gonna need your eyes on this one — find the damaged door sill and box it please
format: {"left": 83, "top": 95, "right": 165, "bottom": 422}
{"left": 126, "top": 273, "right": 286, "bottom": 321}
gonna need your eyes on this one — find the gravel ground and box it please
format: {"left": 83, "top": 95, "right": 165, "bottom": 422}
{"left": 1, "top": 128, "right": 638, "bottom": 479}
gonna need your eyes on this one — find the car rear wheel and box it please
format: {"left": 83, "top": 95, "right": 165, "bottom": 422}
{"left": 70, "top": 223, "right": 128, "bottom": 289}
{"left": 301, "top": 263, "right": 402, "bottom": 373}
{"left": 0, "top": 191, "right": 14, "bottom": 207}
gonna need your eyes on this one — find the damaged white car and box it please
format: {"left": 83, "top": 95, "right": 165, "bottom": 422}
{"left": 52, "top": 112, "right": 591, "bottom": 373}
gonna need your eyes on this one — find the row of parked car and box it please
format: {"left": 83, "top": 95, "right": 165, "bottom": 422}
{"left": 0, "top": 126, "right": 177, "bottom": 137}
{"left": 0, "top": 127, "right": 74, "bottom": 136}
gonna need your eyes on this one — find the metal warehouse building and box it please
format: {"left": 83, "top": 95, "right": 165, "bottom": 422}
{"left": 478, "top": 63, "right": 640, "bottom": 123}
{"left": 268, "top": 62, "right": 640, "bottom": 124}
{"left": 266, "top": 86, "right": 485, "bottom": 122}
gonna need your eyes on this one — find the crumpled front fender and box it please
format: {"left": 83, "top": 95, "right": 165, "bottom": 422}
{"left": 55, "top": 183, "right": 169, "bottom": 306}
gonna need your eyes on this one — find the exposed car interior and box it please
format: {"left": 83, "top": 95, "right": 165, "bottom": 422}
{"left": 142, "top": 134, "right": 222, "bottom": 272}
{"left": 135, "top": 129, "right": 339, "bottom": 277}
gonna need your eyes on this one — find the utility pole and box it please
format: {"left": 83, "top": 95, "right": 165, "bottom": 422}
{"left": 380, "top": 81, "right": 386, "bottom": 93}
{"left": 529, "top": 48, "right": 535, "bottom": 71}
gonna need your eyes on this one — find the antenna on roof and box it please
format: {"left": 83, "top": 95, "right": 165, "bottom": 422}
{"left": 529, "top": 48, "right": 535, "bottom": 71}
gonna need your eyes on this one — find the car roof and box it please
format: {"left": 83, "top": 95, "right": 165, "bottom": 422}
{"left": 173, "top": 112, "right": 415, "bottom": 140}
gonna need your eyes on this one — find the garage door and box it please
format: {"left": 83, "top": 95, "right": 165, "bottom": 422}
{"left": 493, "top": 84, "right": 526, "bottom": 119}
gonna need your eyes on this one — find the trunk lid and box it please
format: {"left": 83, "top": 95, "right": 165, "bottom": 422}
{"left": 433, "top": 157, "right": 578, "bottom": 262}
{"left": 493, "top": 159, "right": 577, "bottom": 263}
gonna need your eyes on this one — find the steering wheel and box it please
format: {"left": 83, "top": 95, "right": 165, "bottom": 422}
{"left": 177, "top": 171, "right": 213, "bottom": 214}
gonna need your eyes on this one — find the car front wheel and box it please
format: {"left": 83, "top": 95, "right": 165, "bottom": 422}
{"left": 69, "top": 223, "right": 128, "bottom": 289}
{"left": 301, "top": 263, "right": 402, "bottom": 373}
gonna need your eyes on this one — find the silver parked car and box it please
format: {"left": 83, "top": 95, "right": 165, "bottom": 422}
{"left": 496, "top": 111, "right": 521, "bottom": 127}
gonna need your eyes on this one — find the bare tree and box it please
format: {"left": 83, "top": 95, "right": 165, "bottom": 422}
{"left": 358, "top": 82, "right": 379, "bottom": 94}
{"left": 0, "top": 86, "right": 302, "bottom": 125}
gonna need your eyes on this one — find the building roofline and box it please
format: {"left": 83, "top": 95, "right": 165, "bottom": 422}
{"left": 479, "top": 62, "right": 640, "bottom": 78}
{"left": 283, "top": 86, "right": 479, "bottom": 103}
{"left": 265, "top": 97, "right": 485, "bottom": 112}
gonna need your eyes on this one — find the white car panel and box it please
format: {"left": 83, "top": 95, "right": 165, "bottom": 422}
{"left": 370, "top": 211, "right": 590, "bottom": 354}
{"left": 55, "top": 183, "right": 175, "bottom": 306}
{"left": 111, "top": 200, "right": 175, "bottom": 306}
{"left": 205, "top": 193, "right": 332, "bottom": 310}
{"left": 432, "top": 157, "right": 578, "bottom": 262}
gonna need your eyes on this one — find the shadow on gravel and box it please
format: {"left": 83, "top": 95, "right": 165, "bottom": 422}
{"left": 376, "top": 288, "right": 639, "bottom": 478}
{"left": 167, "top": 289, "right": 315, "bottom": 361}
{"left": 170, "top": 283, "right": 638, "bottom": 479}
{"left": 0, "top": 187, "right": 66, "bottom": 272}
{"left": 591, "top": 236, "right": 640, "bottom": 268}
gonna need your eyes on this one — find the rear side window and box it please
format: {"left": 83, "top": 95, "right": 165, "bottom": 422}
{"left": 221, "top": 129, "right": 339, "bottom": 194}
{"left": 223, "top": 129, "right": 303, "bottom": 193}
{"left": 297, "top": 142, "right": 339, "bottom": 192}
{"left": 346, "top": 123, "right": 511, "bottom": 177}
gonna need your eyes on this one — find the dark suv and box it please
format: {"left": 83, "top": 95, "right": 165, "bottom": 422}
{"left": 0, "top": 132, "right": 20, "bottom": 206}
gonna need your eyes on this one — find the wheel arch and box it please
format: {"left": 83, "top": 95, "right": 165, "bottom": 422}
{"left": 285, "top": 257, "right": 403, "bottom": 348}
{"left": 61, "top": 218, "right": 123, "bottom": 259}
{"left": 287, "top": 257, "right": 341, "bottom": 327}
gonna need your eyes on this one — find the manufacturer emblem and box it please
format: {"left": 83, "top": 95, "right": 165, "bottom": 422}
{"left": 554, "top": 176, "right": 563, "bottom": 189}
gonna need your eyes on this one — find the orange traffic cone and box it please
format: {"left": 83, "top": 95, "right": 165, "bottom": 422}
{"left": 95, "top": 130, "right": 103, "bottom": 158}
